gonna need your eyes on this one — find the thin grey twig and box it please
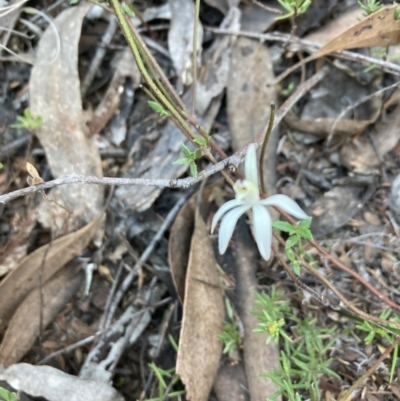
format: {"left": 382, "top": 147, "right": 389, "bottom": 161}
{"left": 0, "top": 69, "right": 327, "bottom": 205}
{"left": 0, "top": 134, "right": 30, "bottom": 157}
{"left": 206, "top": 27, "right": 400, "bottom": 77}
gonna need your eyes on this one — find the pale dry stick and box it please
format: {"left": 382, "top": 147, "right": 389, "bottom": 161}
{"left": 0, "top": 69, "right": 328, "bottom": 205}
{"left": 81, "top": 16, "right": 118, "bottom": 97}
{"left": 0, "top": 0, "right": 28, "bottom": 18}
{"left": 38, "top": 332, "right": 100, "bottom": 365}
{"left": 206, "top": 27, "right": 400, "bottom": 77}
{"left": 327, "top": 80, "right": 400, "bottom": 146}
{"left": 337, "top": 336, "right": 400, "bottom": 401}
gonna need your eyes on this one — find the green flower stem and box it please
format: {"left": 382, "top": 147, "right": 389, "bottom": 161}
{"left": 124, "top": 17, "right": 183, "bottom": 112}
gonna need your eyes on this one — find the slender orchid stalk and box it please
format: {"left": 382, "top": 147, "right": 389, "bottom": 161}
{"left": 211, "top": 144, "right": 308, "bottom": 260}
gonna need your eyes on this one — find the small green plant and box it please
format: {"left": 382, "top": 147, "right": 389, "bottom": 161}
{"left": 219, "top": 298, "right": 241, "bottom": 356}
{"left": 358, "top": 0, "right": 383, "bottom": 16}
{"left": 0, "top": 387, "right": 18, "bottom": 401}
{"left": 173, "top": 143, "right": 202, "bottom": 178}
{"left": 394, "top": 6, "right": 400, "bottom": 20}
{"left": 252, "top": 287, "right": 292, "bottom": 344}
{"left": 148, "top": 100, "right": 171, "bottom": 117}
{"left": 253, "top": 288, "right": 339, "bottom": 400}
{"left": 272, "top": 218, "right": 313, "bottom": 275}
{"left": 275, "top": 0, "right": 312, "bottom": 20}
{"left": 281, "top": 82, "right": 295, "bottom": 97}
{"left": 357, "top": 309, "right": 400, "bottom": 382}
{"left": 10, "top": 108, "right": 42, "bottom": 131}
{"left": 146, "top": 363, "right": 185, "bottom": 401}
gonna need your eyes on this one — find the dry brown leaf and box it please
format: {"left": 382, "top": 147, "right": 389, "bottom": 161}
{"left": 310, "top": 187, "right": 362, "bottom": 237}
{"left": 228, "top": 37, "right": 275, "bottom": 151}
{"left": 168, "top": 183, "right": 221, "bottom": 303}
{"left": 234, "top": 219, "right": 280, "bottom": 400}
{"left": 0, "top": 264, "right": 84, "bottom": 367}
{"left": 196, "top": 8, "right": 240, "bottom": 115}
{"left": 176, "top": 211, "right": 224, "bottom": 401}
{"left": 340, "top": 104, "right": 400, "bottom": 172}
{"left": 314, "top": 5, "right": 400, "bottom": 58}
{"left": 0, "top": 214, "right": 102, "bottom": 326}
{"left": 0, "top": 363, "right": 124, "bottom": 401}
{"left": 168, "top": 0, "right": 203, "bottom": 88}
{"left": 168, "top": 196, "right": 195, "bottom": 303}
{"left": 29, "top": 3, "right": 103, "bottom": 229}
{"left": 26, "top": 162, "right": 44, "bottom": 185}
{"left": 284, "top": 113, "right": 379, "bottom": 138}
{"left": 0, "top": 209, "right": 38, "bottom": 276}
{"left": 305, "top": 7, "right": 364, "bottom": 46}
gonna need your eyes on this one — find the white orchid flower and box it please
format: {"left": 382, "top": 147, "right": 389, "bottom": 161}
{"left": 211, "top": 143, "right": 309, "bottom": 260}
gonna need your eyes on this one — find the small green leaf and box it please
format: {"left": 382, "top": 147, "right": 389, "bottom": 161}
{"left": 148, "top": 100, "right": 170, "bottom": 116}
{"left": 296, "top": 226, "right": 313, "bottom": 240}
{"left": 194, "top": 149, "right": 202, "bottom": 159}
{"left": 299, "top": 217, "right": 312, "bottom": 230}
{"left": 173, "top": 158, "right": 190, "bottom": 165}
{"left": 0, "top": 162, "right": 3, "bottom": 169}
{"left": 189, "top": 162, "right": 198, "bottom": 179}
{"left": 292, "top": 260, "right": 301, "bottom": 276}
{"left": 272, "top": 220, "right": 295, "bottom": 233}
{"left": 179, "top": 143, "right": 192, "bottom": 158}
{"left": 122, "top": 4, "right": 135, "bottom": 16}
{"left": 70, "top": 0, "right": 79, "bottom": 4}
{"left": 193, "top": 137, "right": 206, "bottom": 146}
{"left": 285, "top": 235, "right": 299, "bottom": 249}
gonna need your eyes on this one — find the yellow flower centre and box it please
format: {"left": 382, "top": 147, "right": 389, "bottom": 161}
{"left": 233, "top": 179, "right": 260, "bottom": 203}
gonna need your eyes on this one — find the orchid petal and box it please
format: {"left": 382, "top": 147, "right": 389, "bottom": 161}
{"left": 252, "top": 205, "right": 272, "bottom": 260}
{"left": 260, "top": 194, "right": 308, "bottom": 220}
{"left": 244, "top": 143, "right": 259, "bottom": 187}
{"left": 211, "top": 199, "right": 245, "bottom": 233}
{"left": 218, "top": 205, "right": 251, "bottom": 254}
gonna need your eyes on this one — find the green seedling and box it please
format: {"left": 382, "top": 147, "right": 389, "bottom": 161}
{"left": 252, "top": 287, "right": 292, "bottom": 344}
{"left": 275, "top": 0, "right": 312, "bottom": 20}
{"left": 146, "top": 363, "right": 185, "bottom": 401}
{"left": 0, "top": 387, "right": 18, "bottom": 401}
{"left": 219, "top": 298, "right": 241, "bottom": 356}
{"left": 357, "top": 309, "right": 400, "bottom": 382}
{"left": 395, "top": 6, "right": 400, "bottom": 20}
{"left": 358, "top": 0, "right": 383, "bottom": 16}
{"left": 272, "top": 218, "right": 313, "bottom": 275}
{"left": 10, "top": 108, "right": 42, "bottom": 131}
{"left": 148, "top": 100, "right": 171, "bottom": 117}
{"left": 173, "top": 143, "right": 202, "bottom": 178}
{"left": 253, "top": 287, "right": 339, "bottom": 400}
{"left": 281, "top": 82, "right": 295, "bottom": 97}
